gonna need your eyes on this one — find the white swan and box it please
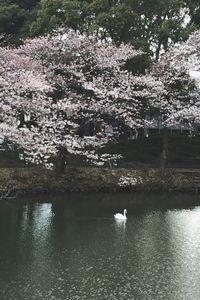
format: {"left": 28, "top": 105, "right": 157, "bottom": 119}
{"left": 114, "top": 209, "right": 127, "bottom": 220}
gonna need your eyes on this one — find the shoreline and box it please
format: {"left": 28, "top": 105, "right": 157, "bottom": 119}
{"left": 0, "top": 167, "right": 200, "bottom": 200}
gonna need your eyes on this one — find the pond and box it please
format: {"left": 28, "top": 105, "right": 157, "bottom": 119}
{"left": 1, "top": 192, "right": 200, "bottom": 300}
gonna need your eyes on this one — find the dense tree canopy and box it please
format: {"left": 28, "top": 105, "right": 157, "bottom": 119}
{"left": 1, "top": 0, "right": 200, "bottom": 171}
{"left": 187, "top": 0, "right": 200, "bottom": 28}
{"left": 30, "top": 0, "right": 196, "bottom": 60}
{"left": 0, "top": 28, "right": 161, "bottom": 169}
{"left": 0, "top": 0, "right": 39, "bottom": 45}
{"left": 0, "top": 28, "right": 200, "bottom": 170}
{"left": 1, "top": 0, "right": 200, "bottom": 62}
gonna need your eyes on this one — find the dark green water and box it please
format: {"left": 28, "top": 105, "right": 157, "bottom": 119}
{"left": 1, "top": 193, "right": 200, "bottom": 300}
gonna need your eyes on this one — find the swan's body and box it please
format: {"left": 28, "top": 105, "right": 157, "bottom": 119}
{"left": 114, "top": 209, "right": 127, "bottom": 220}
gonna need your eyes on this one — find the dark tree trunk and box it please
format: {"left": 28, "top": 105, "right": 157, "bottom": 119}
{"left": 160, "top": 127, "right": 168, "bottom": 171}
{"left": 137, "top": 127, "right": 144, "bottom": 138}
{"left": 155, "top": 42, "right": 161, "bottom": 61}
{"left": 57, "top": 155, "right": 66, "bottom": 174}
{"left": 55, "top": 147, "right": 67, "bottom": 174}
{"left": 108, "top": 0, "right": 113, "bottom": 7}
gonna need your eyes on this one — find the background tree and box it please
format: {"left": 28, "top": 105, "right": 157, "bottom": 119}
{"left": 0, "top": 0, "right": 39, "bottom": 45}
{"left": 186, "top": 0, "right": 200, "bottom": 28}
{"left": 31, "top": 0, "right": 196, "bottom": 61}
{"left": 150, "top": 30, "right": 200, "bottom": 169}
{"left": 1, "top": 0, "right": 199, "bottom": 64}
{"left": 30, "top": 0, "right": 91, "bottom": 37}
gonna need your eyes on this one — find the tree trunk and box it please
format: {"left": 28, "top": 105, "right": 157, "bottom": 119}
{"left": 108, "top": 0, "right": 113, "bottom": 7}
{"left": 137, "top": 127, "right": 144, "bottom": 138}
{"left": 160, "top": 127, "right": 168, "bottom": 171}
{"left": 58, "top": 155, "right": 66, "bottom": 174}
{"left": 55, "top": 148, "right": 67, "bottom": 174}
{"left": 155, "top": 42, "right": 161, "bottom": 61}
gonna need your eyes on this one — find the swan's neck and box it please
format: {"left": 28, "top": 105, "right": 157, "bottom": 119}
{"left": 123, "top": 210, "right": 126, "bottom": 217}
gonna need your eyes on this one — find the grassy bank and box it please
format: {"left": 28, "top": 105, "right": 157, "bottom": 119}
{"left": 0, "top": 166, "right": 199, "bottom": 198}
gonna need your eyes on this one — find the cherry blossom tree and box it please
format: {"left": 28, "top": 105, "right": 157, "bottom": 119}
{"left": 150, "top": 30, "right": 200, "bottom": 168}
{"left": 0, "top": 28, "right": 163, "bottom": 171}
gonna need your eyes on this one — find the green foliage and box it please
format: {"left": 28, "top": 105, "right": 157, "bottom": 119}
{"left": 94, "top": 3, "right": 140, "bottom": 44}
{"left": 0, "top": 3, "right": 25, "bottom": 37}
{"left": 186, "top": 0, "right": 200, "bottom": 28}
{"left": 15, "top": 0, "right": 39, "bottom": 9}
{"left": 0, "top": 0, "right": 200, "bottom": 59}
{"left": 0, "top": 0, "right": 39, "bottom": 45}
{"left": 124, "top": 54, "right": 152, "bottom": 75}
{"left": 30, "top": 0, "right": 91, "bottom": 36}
{"left": 29, "top": 0, "right": 199, "bottom": 61}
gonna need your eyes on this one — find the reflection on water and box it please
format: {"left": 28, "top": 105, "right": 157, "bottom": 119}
{"left": 1, "top": 193, "right": 200, "bottom": 299}
{"left": 114, "top": 219, "right": 127, "bottom": 248}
